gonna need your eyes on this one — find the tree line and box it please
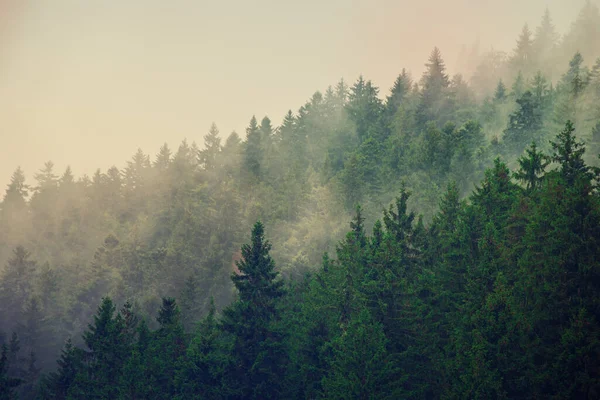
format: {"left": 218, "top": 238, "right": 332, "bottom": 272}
{"left": 1, "top": 3, "right": 600, "bottom": 398}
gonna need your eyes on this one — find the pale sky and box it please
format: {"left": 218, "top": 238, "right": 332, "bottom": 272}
{"left": 0, "top": 0, "right": 587, "bottom": 189}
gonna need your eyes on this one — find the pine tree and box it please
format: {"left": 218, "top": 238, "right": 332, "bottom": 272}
{"left": 533, "top": 8, "right": 559, "bottom": 75}
{"left": 562, "top": 52, "right": 588, "bottom": 98}
{"left": 386, "top": 69, "right": 412, "bottom": 118}
{"left": 511, "top": 120, "right": 600, "bottom": 398}
{"left": 175, "top": 298, "right": 225, "bottom": 400}
{"left": 70, "top": 297, "right": 129, "bottom": 399}
{"left": 199, "top": 123, "right": 222, "bottom": 171}
{"left": 334, "top": 78, "right": 349, "bottom": 109}
{"left": 1, "top": 167, "right": 29, "bottom": 226}
{"left": 123, "top": 148, "right": 151, "bottom": 198}
{"left": 529, "top": 71, "right": 551, "bottom": 111}
{"left": 34, "top": 161, "right": 59, "bottom": 192}
{"left": 42, "top": 338, "right": 83, "bottom": 400}
{"left": 494, "top": 79, "right": 507, "bottom": 102}
{"left": 503, "top": 91, "right": 543, "bottom": 156}
{"left": 550, "top": 120, "right": 592, "bottom": 185}
{"left": 561, "top": 1, "right": 600, "bottom": 64}
{"left": 347, "top": 76, "right": 384, "bottom": 142}
{"left": 179, "top": 273, "right": 201, "bottom": 332}
{"left": 59, "top": 166, "right": 75, "bottom": 188}
{"left": 0, "top": 344, "right": 21, "bottom": 400}
{"left": 220, "top": 222, "right": 287, "bottom": 399}
{"left": 147, "top": 298, "right": 186, "bottom": 399}
{"left": 243, "top": 116, "right": 262, "bottom": 180}
{"left": 510, "top": 24, "right": 534, "bottom": 78}
{"left": 322, "top": 309, "right": 403, "bottom": 400}
{"left": 514, "top": 142, "right": 549, "bottom": 192}
{"left": 221, "top": 131, "right": 242, "bottom": 179}
{"left": 0, "top": 247, "right": 36, "bottom": 330}
{"left": 417, "top": 47, "right": 452, "bottom": 128}
{"left": 154, "top": 143, "right": 172, "bottom": 171}
{"left": 18, "top": 297, "right": 43, "bottom": 354}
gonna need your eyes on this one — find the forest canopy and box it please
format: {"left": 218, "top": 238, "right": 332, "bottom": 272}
{"left": 1, "top": 3, "right": 600, "bottom": 399}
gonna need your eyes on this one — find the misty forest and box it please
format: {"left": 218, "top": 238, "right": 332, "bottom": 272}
{"left": 2, "top": 3, "right": 600, "bottom": 399}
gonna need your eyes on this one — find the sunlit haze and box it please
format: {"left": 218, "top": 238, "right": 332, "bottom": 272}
{"left": 0, "top": 0, "right": 586, "bottom": 187}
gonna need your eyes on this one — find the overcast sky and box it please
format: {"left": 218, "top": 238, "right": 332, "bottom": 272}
{"left": 0, "top": 0, "right": 588, "bottom": 188}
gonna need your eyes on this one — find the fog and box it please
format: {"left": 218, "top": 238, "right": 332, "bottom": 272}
{"left": 0, "top": 0, "right": 584, "bottom": 187}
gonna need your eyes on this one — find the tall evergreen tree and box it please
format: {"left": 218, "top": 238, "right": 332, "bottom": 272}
{"left": 510, "top": 24, "right": 534, "bottom": 78}
{"left": 503, "top": 91, "right": 543, "bottom": 156}
{"left": 0, "top": 247, "right": 36, "bottom": 331}
{"left": 199, "top": 123, "right": 222, "bottom": 171}
{"left": 347, "top": 76, "right": 384, "bottom": 142}
{"left": 220, "top": 222, "right": 287, "bottom": 399}
{"left": 494, "top": 79, "right": 507, "bottom": 102}
{"left": 514, "top": 142, "right": 549, "bottom": 192}
{"left": 154, "top": 143, "right": 172, "bottom": 171}
{"left": 0, "top": 344, "right": 21, "bottom": 400}
{"left": 386, "top": 69, "right": 412, "bottom": 118}
{"left": 417, "top": 47, "right": 452, "bottom": 128}
{"left": 243, "top": 116, "right": 262, "bottom": 180}
{"left": 533, "top": 8, "right": 559, "bottom": 76}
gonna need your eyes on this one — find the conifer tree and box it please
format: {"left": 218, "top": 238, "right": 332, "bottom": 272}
{"left": 70, "top": 297, "right": 129, "bottom": 399}
{"left": 550, "top": 120, "right": 592, "bottom": 184}
{"left": 533, "top": 8, "right": 559, "bottom": 75}
{"left": 417, "top": 47, "right": 452, "bottom": 128}
{"left": 220, "top": 222, "right": 287, "bottom": 399}
{"left": 147, "top": 298, "right": 186, "bottom": 399}
{"left": 347, "top": 76, "right": 384, "bottom": 142}
{"left": 175, "top": 298, "right": 225, "bottom": 400}
{"left": 0, "top": 344, "right": 21, "bottom": 400}
{"left": 154, "top": 143, "right": 172, "bottom": 171}
{"left": 494, "top": 79, "right": 507, "bottom": 102}
{"left": 42, "top": 338, "right": 82, "bottom": 400}
{"left": 514, "top": 142, "right": 549, "bottom": 191}
{"left": 0, "top": 247, "right": 36, "bottom": 330}
{"left": 386, "top": 69, "right": 412, "bottom": 118}
{"left": 1, "top": 167, "right": 29, "bottom": 224}
{"left": 199, "top": 123, "right": 222, "bottom": 171}
{"left": 510, "top": 24, "right": 534, "bottom": 78}
{"left": 503, "top": 91, "right": 543, "bottom": 156}
{"left": 322, "top": 309, "right": 403, "bottom": 400}
{"left": 243, "top": 116, "right": 262, "bottom": 180}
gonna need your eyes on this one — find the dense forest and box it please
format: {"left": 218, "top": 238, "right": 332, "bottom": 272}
{"left": 2, "top": 3, "right": 600, "bottom": 399}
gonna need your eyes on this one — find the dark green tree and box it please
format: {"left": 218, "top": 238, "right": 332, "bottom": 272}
{"left": 417, "top": 47, "right": 452, "bottom": 128}
{"left": 514, "top": 142, "right": 549, "bottom": 191}
{"left": 321, "top": 309, "right": 403, "bottom": 400}
{"left": 503, "top": 91, "right": 543, "bottom": 155}
{"left": 220, "top": 222, "right": 287, "bottom": 399}
{"left": 0, "top": 344, "right": 21, "bottom": 400}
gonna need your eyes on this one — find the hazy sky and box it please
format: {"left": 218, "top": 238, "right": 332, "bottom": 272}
{"left": 0, "top": 0, "right": 588, "bottom": 189}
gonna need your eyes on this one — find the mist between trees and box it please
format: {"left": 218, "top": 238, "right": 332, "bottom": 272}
{"left": 1, "top": 2, "right": 600, "bottom": 399}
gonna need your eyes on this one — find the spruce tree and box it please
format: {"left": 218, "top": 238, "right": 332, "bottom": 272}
{"left": 42, "top": 338, "right": 83, "bottom": 400}
{"left": 494, "top": 79, "right": 507, "bottom": 102}
{"left": 503, "top": 91, "right": 543, "bottom": 156}
{"left": 321, "top": 309, "right": 403, "bottom": 400}
{"left": 417, "top": 47, "right": 452, "bottom": 128}
{"left": 243, "top": 116, "right": 262, "bottom": 180}
{"left": 510, "top": 24, "right": 534, "bottom": 78}
{"left": 220, "top": 222, "right": 287, "bottom": 399}
{"left": 514, "top": 142, "right": 549, "bottom": 192}
{"left": 199, "top": 123, "right": 222, "bottom": 171}
{"left": 154, "top": 143, "right": 172, "bottom": 171}
{"left": 0, "top": 344, "right": 21, "bottom": 400}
